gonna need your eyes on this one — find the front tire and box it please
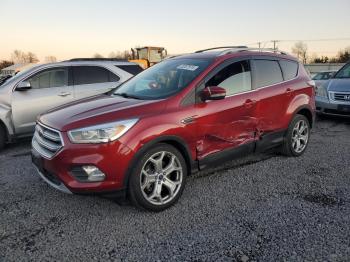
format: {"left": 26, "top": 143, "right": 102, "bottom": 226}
{"left": 281, "top": 114, "right": 310, "bottom": 157}
{"left": 128, "top": 143, "right": 187, "bottom": 211}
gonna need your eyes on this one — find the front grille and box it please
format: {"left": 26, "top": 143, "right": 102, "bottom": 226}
{"left": 330, "top": 92, "right": 350, "bottom": 103}
{"left": 32, "top": 123, "right": 63, "bottom": 159}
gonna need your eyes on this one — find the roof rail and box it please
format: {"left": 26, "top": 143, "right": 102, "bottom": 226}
{"left": 65, "top": 58, "right": 129, "bottom": 62}
{"left": 195, "top": 46, "right": 248, "bottom": 53}
{"left": 219, "top": 47, "right": 288, "bottom": 56}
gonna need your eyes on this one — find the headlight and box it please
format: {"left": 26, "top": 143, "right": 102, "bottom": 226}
{"left": 68, "top": 119, "right": 138, "bottom": 144}
{"left": 315, "top": 85, "right": 328, "bottom": 98}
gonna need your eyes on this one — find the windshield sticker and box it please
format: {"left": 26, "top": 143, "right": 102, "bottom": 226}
{"left": 177, "top": 64, "right": 199, "bottom": 71}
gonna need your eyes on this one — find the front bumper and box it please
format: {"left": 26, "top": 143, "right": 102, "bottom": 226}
{"left": 31, "top": 131, "right": 135, "bottom": 194}
{"left": 315, "top": 96, "right": 350, "bottom": 117}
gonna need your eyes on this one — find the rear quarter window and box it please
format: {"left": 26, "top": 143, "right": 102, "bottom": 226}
{"left": 253, "top": 60, "right": 283, "bottom": 88}
{"left": 279, "top": 60, "right": 298, "bottom": 80}
{"left": 116, "top": 65, "right": 143, "bottom": 75}
{"left": 73, "top": 66, "right": 119, "bottom": 85}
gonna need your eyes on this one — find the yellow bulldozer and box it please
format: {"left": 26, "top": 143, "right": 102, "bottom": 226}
{"left": 130, "top": 46, "right": 167, "bottom": 69}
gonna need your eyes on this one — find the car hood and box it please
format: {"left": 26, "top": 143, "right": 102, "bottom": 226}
{"left": 326, "top": 79, "right": 350, "bottom": 92}
{"left": 39, "top": 94, "right": 166, "bottom": 131}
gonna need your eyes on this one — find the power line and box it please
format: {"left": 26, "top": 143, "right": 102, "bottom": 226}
{"left": 248, "top": 38, "right": 350, "bottom": 46}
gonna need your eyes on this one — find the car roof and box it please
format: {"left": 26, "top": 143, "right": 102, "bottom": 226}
{"left": 37, "top": 60, "right": 138, "bottom": 67}
{"left": 171, "top": 50, "right": 298, "bottom": 63}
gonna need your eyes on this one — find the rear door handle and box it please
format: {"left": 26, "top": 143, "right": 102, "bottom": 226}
{"left": 58, "top": 92, "right": 71, "bottom": 97}
{"left": 244, "top": 99, "right": 256, "bottom": 108}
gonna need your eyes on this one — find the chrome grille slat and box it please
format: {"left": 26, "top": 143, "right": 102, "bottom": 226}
{"left": 32, "top": 123, "right": 63, "bottom": 159}
{"left": 34, "top": 132, "right": 61, "bottom": 151}
{"left": 329, "top": 92, "right": 350, "bottom": 104}
{"left": 36, "top": 125, "right": 61, "bottom": 142}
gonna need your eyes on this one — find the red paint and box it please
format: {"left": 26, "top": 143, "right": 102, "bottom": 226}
{"left": 37, "top": 51, "right": 315, "bottom": 193}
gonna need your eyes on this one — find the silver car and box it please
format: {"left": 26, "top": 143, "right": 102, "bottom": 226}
{"left": 0, "top": 59, "right": 143, "bottom": 149}
{"left": 316, "top": 62, "right": 350, "bottom": 116}
{"left": 312, "top": 70, "right": 337, "bottom": 89}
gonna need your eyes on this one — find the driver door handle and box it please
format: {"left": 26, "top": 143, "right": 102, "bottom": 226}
{"left": 58, "top": 92, "right": 71, "bottom": 97}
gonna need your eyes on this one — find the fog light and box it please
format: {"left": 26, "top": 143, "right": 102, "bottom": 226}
{"left": 82, "top": 166, "right": 106, "bottom": 182}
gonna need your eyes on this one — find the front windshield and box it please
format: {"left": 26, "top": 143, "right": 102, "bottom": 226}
{"left": 312, "top": 72, "right": 333, "bottom": 80}
{"left": 334, "top": 63, "right": 350, "bottom": 79}
{"left": 149, "top": 49, "right": 162, "bottom": 63}
{"left": 138, "top": 48, "right": 148, "bottom": 60}
{"left": 113, "top": 58, "right": 211, "bottom": 100}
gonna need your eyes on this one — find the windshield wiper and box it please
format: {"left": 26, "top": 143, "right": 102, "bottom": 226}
{"left": 114, "top": 92, "right": 142, "bottom": 100}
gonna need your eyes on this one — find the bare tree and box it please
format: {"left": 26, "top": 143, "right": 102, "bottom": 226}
{"left": 26, "top": 52, "right": 39, "bottom": 63}
{"left": 11, "top": 50, "right": 26, "bottom": 63}
{"left": 11, "top": 50, "right": 39, "bottom": 63}
{"left": 292, "top": 41, "right": 308, "bottom": 64}
{"left": 45, "top": 56, "right": 57, "bottom": 63}
{"left": 108, "top": 50, "right": 131, "bottom": 60}
{"left": 108, "top": 52, "right": 117, "bottom": 58}
{"left": 93, "top": 53, "right": 104, "bottom": 58}
{"left": 0, "top": 60, "right": 14, "bottom": 70}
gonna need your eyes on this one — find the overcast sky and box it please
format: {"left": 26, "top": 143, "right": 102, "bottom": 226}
{"left": 1, "top": 0, "right": 350, "bottom": 61}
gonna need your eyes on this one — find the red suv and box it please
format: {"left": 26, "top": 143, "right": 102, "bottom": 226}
{"left": 31, "top": 47, "right": 315, "bottom": 211}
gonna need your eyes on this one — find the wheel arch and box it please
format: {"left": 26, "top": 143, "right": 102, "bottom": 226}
{"left": 123, "top": 135, "right": 197, "bottom": 188}
{"left": 294, "top": 106, "right": 314, "bottom": 128}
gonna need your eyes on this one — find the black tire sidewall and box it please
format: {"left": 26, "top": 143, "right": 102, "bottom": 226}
{"left": 128, "top": 143, "right": 187, "bottom": 212}
{"left": 284, "top": 114, "right": 311, "bottom": 157}
{"left": 0, "top": 126, "right": 5, "bottom": 150}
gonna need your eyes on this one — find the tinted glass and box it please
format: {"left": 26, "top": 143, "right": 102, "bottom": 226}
{"left": 312, "top": 72, "right": 334, "bottom": 80}
{"left": 109, "top": 71, "right": 120, "bottom": 82}
{"left": 334, "top": 63, "right": 350, "bottom": 79}
{"left": 207, "top": 60, "right": 251, "bottom": 95}
{"left": 254, "top": 60, "right": 283, "bottom": 88}
{"left": 117, "top": 65, "right": 143, "bottom": 75}
{"left": 114, "top": 58, "right": 211, "bottom": 100}
{"left": 73, "top": 66, "right": 115, "bottom": 85}
{"left": 279, "top": 60, "right": 298, "bottom": 80}
{"left": 28, "top": 68, "right": 68, "bottom": 89}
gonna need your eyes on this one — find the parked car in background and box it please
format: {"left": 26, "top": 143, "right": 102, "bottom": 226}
{"left": 0, "top": 59, "right": 143, "bottom": 150}
{"left": 316, "top": 62, "right": 350, "bottom": 116}
{"left": 0, "top": 75, "right": 12, "bottom": 85}
{"left": 31, "top": 47, "right": 315, "bottom": 211}
{"left": 312, "top": 70, "right": 337, "bottom": 88}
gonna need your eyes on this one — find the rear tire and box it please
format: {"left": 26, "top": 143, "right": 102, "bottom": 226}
{"left": 281, "top": 114, "right": 310, "bottom": 157}
{"left": 0, "top": 125, "right": 6, "bottom": 151}
{"left": 128, "top": 143, "right": 187, "bottom": 212}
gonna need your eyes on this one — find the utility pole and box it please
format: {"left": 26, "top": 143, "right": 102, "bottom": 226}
{"left": 272, "top": 40, "right": 279, "bottom": 51}
{"left": 258, "top": 42, "right": 261, "bottom": 50}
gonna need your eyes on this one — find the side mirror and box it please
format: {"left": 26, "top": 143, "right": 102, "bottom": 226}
{"left": 16, "top": 81, "right": 31, "bottom": 91}
{"left": 201, "top": 86, "right": 226, "bottom": 101}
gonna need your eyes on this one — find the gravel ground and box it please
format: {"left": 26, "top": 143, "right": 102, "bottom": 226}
{"left": 0, "top": 116, "right": 350, "bottom": 262}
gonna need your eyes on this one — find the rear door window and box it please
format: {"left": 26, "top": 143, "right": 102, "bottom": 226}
{"left": 73, "top": 66, "right": 119, "bottom": 85}
{"left": 279, "top": 60, "right": 298, "bottom": 80}
{"left": 253, "top": 60, "right": 283, "bottom": 88}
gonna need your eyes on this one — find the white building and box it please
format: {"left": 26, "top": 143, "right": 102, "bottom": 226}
{"left": 1, "top": 63, "right": 36, "bottom": 76}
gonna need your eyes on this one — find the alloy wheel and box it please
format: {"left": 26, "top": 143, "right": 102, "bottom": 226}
{"left": 140, "top": 151, "right": 183, "bottom": 205}
{"left": 291, "top": 119, "right": 309, "bottom": 153}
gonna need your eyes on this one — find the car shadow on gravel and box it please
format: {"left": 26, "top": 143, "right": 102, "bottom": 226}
{"left": 1, "top": 138, "right": 32, "bottom": 157}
